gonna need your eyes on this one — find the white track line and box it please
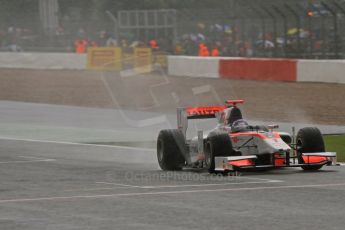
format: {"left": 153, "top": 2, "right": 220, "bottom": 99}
{"left": 95, "top": 182, "right": 145, "bottom": 188}
{"left": 134, "top": 180, "right": 282, "bottom": 189}
{"left": 63, "top": 187, "right": 140, "bottom": 192}
{"left": 0, "top": 183, "right": 344, "bottom": 204}
{"left": 18, "top": 156, "right": 55, "bottom": 161}
{"left": 18, "top": 156, "right": 47, "bottom": 160}
{"left": 239, "top": 176, "right": 280, "bottom": 181}
{"left": 96, "top": 180, "right": 282, "bottom": 189}
{"left": 0, "top": 136, "right": 154, "bottom": 151}
{"left": 0, "top": 159, "right": 56, "bottom": 164}
{"left": 71, "top": 180, "right": 283, "bottom": 191}
{"left": 0, "top": 155, "right": 56, "bottom": 164}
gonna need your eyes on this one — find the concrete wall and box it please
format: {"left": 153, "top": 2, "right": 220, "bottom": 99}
{"left": 168, "top": 56, "right": 223, "bottom": 78}
{"left": 1, "top": 52, "right": 345, "bottom": 85}
{"left": 219, "top": 58, "right": 297, "bottom": 82}
{"left": 168, "top": 55, "right": 345, "bottom": 84}
{"left": 297, "top": 60, "right": 345, "bottom": 84}
{"left": 0, "top": 52, "right": 86, "bottom": 70}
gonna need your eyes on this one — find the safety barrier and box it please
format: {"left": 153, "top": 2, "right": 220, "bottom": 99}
{"left": 219, "top": 58, "right": 297, "bottom": 82}
{"left": 0, "top": 52, "right": 86, "bottom": 70}
{"left": 297, "top": 60, "right": 345, "bottom": 84}
{"left": 87, "top": 47, "right": 122, "bottom": 71}
{"left": 0, "top": 51, "right": 344, "bottom": 84}
{"left": 168, "top": 56, "right": 221, "bottom": 78}
{"left": 0, "top": 48, "right": 167, "bottom": 72}
{"left": 168, "top": 56, "right": 345, "bottom": 84}
{"left": 167, "top": 56, "right": 240, "bottom": 78}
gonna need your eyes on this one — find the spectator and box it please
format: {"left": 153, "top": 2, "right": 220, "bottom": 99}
{"left": 89, "top": 40, "right": 98, "bottom": 48}
{"left": 211, "top": 45, "right": 220, "bottom": 56}
{"left": 96, "top": 30, "right": 108, "bottom": 46}
{"left": 74, "top": 39, "right": 88, "bottom": 53}
{"left": 198, "top": 43, "right": 209, "bottom": 57}
{"left": 5, "top": 27, "right": 22, "bottom": 52}
{"left": 77, "top": 27, "right": 86, "bottom": 39}
{"left": 149, "top": 39, "right": 159, "bottom": 50}
{"left": 106, "top": 36, "right": 118, "bottom": 47}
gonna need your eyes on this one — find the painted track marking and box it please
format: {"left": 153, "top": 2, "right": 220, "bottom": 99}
{"left": 131, "top": 180, "right": 282, "bottom": 189}
{"left": 63, "top": 187, "right": 141, "bottom": 192}
{"left": 96, "top": 182, "right": 145, "bottom": 188}
{"left": 65, "top": 180, "right": 283, "bottom": 192}
{"left": 0, "top": 159, "right": 56, "bottom": 164}
{"left": 0, "top": 136, "right": 154, "bottom": 151}
{"left": 0, "top": 155, "right": 56, "bottom": 164}
{"left": 96, "top": 180, "right": 283, "bottom": 189}
{"left": 0, "top": 183, "right": 344, "bottom": 204}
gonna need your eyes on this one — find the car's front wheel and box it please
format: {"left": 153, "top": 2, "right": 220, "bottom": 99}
{"left": 296, "top": 127, "right": 325, "bottom": 171}
{"left": 205, "top": 132, "right": 234, "bottom": 173}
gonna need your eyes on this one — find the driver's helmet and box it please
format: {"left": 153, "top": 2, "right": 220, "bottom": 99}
{"left": 232, "top": 119, "right": 249, "bottom": 128}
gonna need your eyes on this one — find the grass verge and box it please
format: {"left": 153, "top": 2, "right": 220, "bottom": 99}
{"left": 324, "top": 135, "right": 345, "bottom": 162}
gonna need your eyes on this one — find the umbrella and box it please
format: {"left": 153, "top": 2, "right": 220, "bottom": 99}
{"left": 276, "top": 37, "right": 285, "bottom": 44}
{"left": 299, "top": 30, "right": 310, "bottom": 38}
{"left": 197, "top": 33, "right": 206, "bottom": 41}
{"left": 255, "top": 40, "right": 275, "bottom": 48}
{"left": 224, "top": 25, "right": 232, "bottom": 34}
{"left": 288, "top": 28, "right": 304, "bottom": 35}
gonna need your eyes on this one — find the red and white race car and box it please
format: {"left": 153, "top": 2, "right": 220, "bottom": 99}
{"left": 157, "top": 100, "right": 337, "bottom": 173}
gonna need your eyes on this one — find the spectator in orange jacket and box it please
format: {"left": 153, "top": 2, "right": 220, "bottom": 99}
{"left": 198, "top": 43, "right": 209, "bottom": 57}
{"left": 74, "top": 39, "right": 88, "bottom": 53}
{"left": 149, "top": 39, "right": 159, "bottom": 50}
{"left": 211, "top": 46, "right": 220, "bottom": 56}
{"left": 90, "top": 41, "right": 98, "bottom": 48}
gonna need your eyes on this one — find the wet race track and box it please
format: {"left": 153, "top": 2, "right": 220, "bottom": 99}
{"left": 0, "top": 139, "right": 345, "bottom": 230}
{"left": 0, "top": 102, "right": 345, "bottom": 230}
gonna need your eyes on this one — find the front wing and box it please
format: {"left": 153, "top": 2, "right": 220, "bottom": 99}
{"left": 214, "top": 152, "right": 338, "bottom": 171}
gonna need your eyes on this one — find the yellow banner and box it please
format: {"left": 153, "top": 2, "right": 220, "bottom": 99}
{"left": 87, "top": 47, "right": 122, "bottom": 70}
{"left": 154, "top": 52, "right": 168, "bottom": 68}
{"left": 134, "top": 48, "right": 152, "bottom": 73}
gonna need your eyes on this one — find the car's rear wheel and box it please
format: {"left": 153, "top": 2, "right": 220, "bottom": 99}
{"left": 157, "top": 129, "right": 186, "bottom": 171}
{"left": 296, "top": 127, "right": 325, "bottom": 171}
{"left": 205, "top": 132, "right": 234, "bottom": 173}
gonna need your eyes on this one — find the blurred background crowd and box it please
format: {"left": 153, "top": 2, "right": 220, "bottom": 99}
{"left": 1, "top": 0, "right": 345, "bottom": 59}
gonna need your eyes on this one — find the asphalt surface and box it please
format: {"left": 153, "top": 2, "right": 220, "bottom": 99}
{"left": 0, "top": 138, "right": 344, "bottom": 230}
{"left": 1, "top": 101, "right": 345, "bottom": 230}
{"left": 0, "top": 101, "right": 344, "bottom": 145}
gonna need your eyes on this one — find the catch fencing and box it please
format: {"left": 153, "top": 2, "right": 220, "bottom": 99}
{"left": 176, "top": 0, "right": 345, "bottom": 59}
{"left": 2, "top": 0, "right": 345, "bottom": 59}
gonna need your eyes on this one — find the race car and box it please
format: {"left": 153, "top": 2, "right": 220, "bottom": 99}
{"left": 157, "top": 100, "right": 337, "bottom": 173}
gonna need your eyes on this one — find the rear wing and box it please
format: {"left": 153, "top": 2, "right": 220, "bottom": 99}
{"left": 185, "top": 106, "right": 226, "bottom": 119}
{"left": 177, "top": 100, "right": 244, "bottom": 140}
{"left": 177, "top": 106, "right": 225, "bottom": 139}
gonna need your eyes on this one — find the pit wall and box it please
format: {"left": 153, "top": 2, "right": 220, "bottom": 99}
{"left": 168, "top": 56, "right": 345, "bottom": 84}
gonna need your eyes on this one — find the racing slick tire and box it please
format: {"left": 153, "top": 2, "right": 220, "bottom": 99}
{"left": 205, "top": 132, "right": 234, "bottom": 173}
{"left": 296, "top": 127, "right": 325, "bottom": 171}
{"left": 157, "top": 129, "right": 186, "bottom": 171}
